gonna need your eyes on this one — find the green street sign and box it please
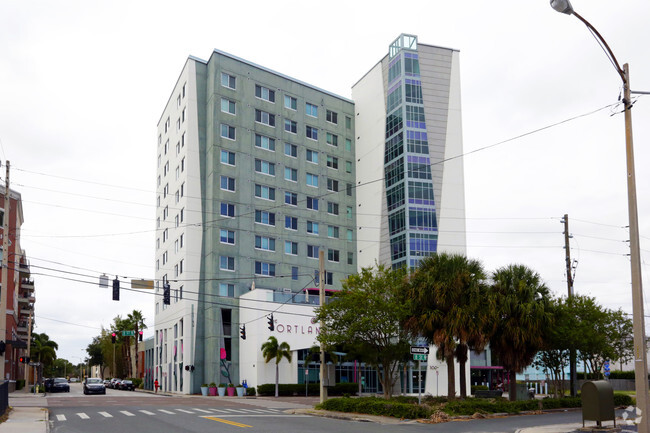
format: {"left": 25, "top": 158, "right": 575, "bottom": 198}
{"left": 122, "top": 331, "right": 135, "bottom": 337}
{"left": 413, "top": 354, "right": 427, "bottom": 361}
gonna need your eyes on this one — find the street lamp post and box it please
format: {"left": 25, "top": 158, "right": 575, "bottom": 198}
{"left": 551, "top": 1, "right": 650, "bottom": 430}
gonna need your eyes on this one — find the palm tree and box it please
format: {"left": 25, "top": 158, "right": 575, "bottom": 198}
{"left": 406, "top": 252, "right": 486, "bottom": 399}
{"left": 489, "top": 264, "right": 552, "bottom": 401}
{"left": 31, "top": 333, "right": 59, "bottom": 377}
{"left": 261, "top": 336, "right": 292, "bottom": 397}
{"left": 127, "top": 310, "right": 146, "bottom": 379}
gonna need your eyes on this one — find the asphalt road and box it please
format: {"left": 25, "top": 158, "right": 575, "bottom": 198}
{"left": 43, "top": 384, "right": 597, "bottom": 433}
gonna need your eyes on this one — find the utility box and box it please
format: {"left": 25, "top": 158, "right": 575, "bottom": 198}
{"left": 322, "top": 364, "right": 336, "bottom": 387}
{"left": 581, "top": 380, "right": 616, "bottom": 428}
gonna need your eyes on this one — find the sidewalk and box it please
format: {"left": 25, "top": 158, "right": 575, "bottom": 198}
{"left": 0, "top": 392, "right": 48, "bottom": 433}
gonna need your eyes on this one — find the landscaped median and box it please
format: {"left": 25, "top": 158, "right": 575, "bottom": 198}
{"left": 314, "top": 393, "right": 634, "bottom": 423}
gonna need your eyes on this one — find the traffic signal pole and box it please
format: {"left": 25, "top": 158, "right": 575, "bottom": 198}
{"left": 0, "top": 162, "right": 10, "bottom": 379}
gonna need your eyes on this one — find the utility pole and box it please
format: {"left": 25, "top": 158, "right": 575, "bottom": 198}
{"left": 563, "top": 214, "right": 577, "bottom": 397}
{"left": 318, "top": 250, "right": 327, "bottom": 404}
{"left": 0, "top": 161, "right": 10, "bottom": 380}
{"left": 24, "top": 310, "right": 32, "bottom": 392}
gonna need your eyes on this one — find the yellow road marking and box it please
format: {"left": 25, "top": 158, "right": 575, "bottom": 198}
{"left": 204, "top": 416, "right": 252, "bottom": 428}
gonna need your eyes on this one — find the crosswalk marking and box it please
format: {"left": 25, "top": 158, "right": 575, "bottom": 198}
{"left": 176, "top": 409, "right": 194, "bottom": 413}
{"left": 158, "top": 409, "right": 175, "bottom": 414}
{"left": 56, "top": 414, "right": 66, "bottom": 421}
{"left": 76, "top": 413, "right": 90, "bottom": 419}
{"left": 192, "top": 408, "right": 213, "bottom": 413}
{"left": 120, "top": 411, "right": 135, "bottom": 416}
{"left": 98, "top": 412, "right": 113, "bottom": 418}
{"left": 139, "top": 410, "right": 156, "bottom": 415}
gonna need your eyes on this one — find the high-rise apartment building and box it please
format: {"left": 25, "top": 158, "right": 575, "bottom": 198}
{"left": 353, "top": 34, "right": 467, "bottom": 270}
{"left": 154, "top": 50, "right": 357, "bottom": 394}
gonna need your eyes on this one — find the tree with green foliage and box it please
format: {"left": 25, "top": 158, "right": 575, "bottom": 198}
{"left": 50, "top": 358, "right": 75, "bottom": 378}
{"left": 261, "top": 336, "right": 292, "bottom": 397}
{"left": 489, "top": 264, "right": 552, "bottom": 401}
{"left": 30, "top": 333, "right": 58, "bottom": 376}
{"left": 127, "top": 310, "right": 146, "bottom": 379}
{"left": 315, "top": 264, "right": 411, "bottom": 399}
{"left": 87, "top": 336, "right": 105, "bottom": 379}
{"left": 533, "top": 297, "right": 571, "bottom": 397}
{"left": 405, "top": 253, "right": 488, "bottom": 399}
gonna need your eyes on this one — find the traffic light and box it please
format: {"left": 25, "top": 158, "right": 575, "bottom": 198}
{"left": 112, "top": 278, "right": 120, "bottom": 301}
{"left": 267, "top": 314, "right": 274, "bottom": 331}
{"left": 139, "top": 330, "right": 143, "bottom": 342}
{"left": 19, "top": 356, "right": 29, "bottom": 364}
{"left": 163, "top": 283, "right": 171, "bottom": 305}
{"left": 111, "top": 332, "right": 116, "bottom": 344}
{"left": 240, "top": 325, "right": 246, "bottom": 340}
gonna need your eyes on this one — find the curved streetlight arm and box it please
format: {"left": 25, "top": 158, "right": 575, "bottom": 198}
{"left": 571, "top": 11, "right": 627, "bottom": 86}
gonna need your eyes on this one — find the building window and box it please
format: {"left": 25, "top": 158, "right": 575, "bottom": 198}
{"left": 255, "top": 109, "right": 275, "bottom": 127}
{"left": 285, "top": 241, "right": 298, "bottom": 255}
{"left": 347, "top": 206, "right": 353, "bottom": 219}
{"left": 221, "top": 72, "right": 236, "bottom": 89}
{"left": 220, "top": 229, "right": 235, "bottom": 245}
{"left": 220, "top": 256, "right": 235, "bottom": 271}
{"left": 307, "top": 221, "right": 319, "bottom": 235}
{"left": 306, "top": 196, "right": 319, "bottom": 211}
{"left": 221, "top": 98, "right": 236, "bottom": 115}
{"left": 284, "top": 95, "right": 297, "bottom": 110}
{"left": 347, "top": 229, "right": 353, "bottom": 241}
{"left": 284, "top": 167, "right": 298, "bottom": 182}
{"left": 255, "top": 261, "right": 276, "bottom": 276}
{"left": 348, "top": 252, "right": 354, "bottom": 265}
{"left": 255, "top": 84, "right": 275, "bottom": 102}
{"left": 220, "top": 176, "right": 235, "bottom": 192}
{"left": 181, "top": 157, "right": 186, "bottom": 172}
{"left": 284, "top": 143, "right": 297, "bottom": 158}
{"left": 306, "top": 126, "right": 318, "bottom": 140}
{"left": 327, "top": 225, "right": 339, "bottom": 238}
{"left": 220, "top": 202, "right": 235, "bottom": 217}
{"left": 346, "top": 183, "right": 353, "bottom": 196}
{"left": 346, "top": 116, "right": 352, "bottom": 129}
{"left": 255, "top": 159, "right": 276, "bottom": 176}
{"left": 285, "top": 216, "right": 298, "bottom": 230}
{"left": 327, "top": 178, "right": 339, "bottom": 192}
{"left": 255, "top": 210, "right": 275, "bottom": 226}
{"left": 346, "top": 139, "right": 352, "bottom": 152}
{"left": 326, "top": 133, "right": 338, "bottom": 147}
{"left": 307, "top": 245, "right": 319, "bottom": 259}
{"left": 254, "top": 184, "right": 275, "bottom": 201}
{"left": 219, "top": 283, "right": 235, "bottom": 297}
{"left": 326, "top": 155, "right": 338, "bottom": 169}
{"left": 284, "top": 119, "right": 297, "bottom": 134}
{"left": 292, "top": 266, "right": 299, "bottom": 280}
{"left": 328, "top": 249, "right": 340, "bottom": 262}
{"left": 306, "top": 149, "right": 318, "bottom": 164}
{"left": 325, "top": 272, "right": 333, "bottom": 285}
{"left": 221, "top": 124, "right": 235, "bottom": 140}
{"left": 285, "top": 191, "right": 298, "bottom": 206}
{"left": 221, "top": 150, "right": 236, "bottom": 166}
{"left": 306, "top": 173, "right": 318, "bottom": 188}
{"left": 327, "top": 202, "right": 339, "bottom": 215}
{"left": 179, "top": 259, "right": 184, "bottom": 274}
{"left": 174, "top": 264, "right": 179, "bottom": 278}
{"left": 326, "top": 110, "right": 338, "bottom": 124}
{"left": 255, "top": 235, "right": 276, "bottom": 251}
{"left": 305, "top": 102, "right": 318, "bottom": 117}
{"left": 255, "top": 134, "right": 275, "bottom": 151}
{"left": 346, "top": 160, "right": 352, "bottom": 173}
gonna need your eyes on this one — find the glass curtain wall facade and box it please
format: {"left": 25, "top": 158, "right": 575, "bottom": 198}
{"left": 385, "top": 35, "right": 438, "bottom": 269}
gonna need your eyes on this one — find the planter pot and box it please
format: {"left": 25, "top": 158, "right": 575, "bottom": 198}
{"left": 227, "top": 387, "right": 236, "bottom": 397}
{"left": 217, "top": 387, "right": 226, "bottom": 397}
{"left": 236, "top": 387, "right": 245, "bottom": 397}
{"left": 200, "top": 387, "right": 208, "bottom": 396}
{"left": 208, "top": 387, "right": 217, "bottom": 396}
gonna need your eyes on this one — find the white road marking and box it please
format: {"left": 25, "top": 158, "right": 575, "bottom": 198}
{"left": 120, "top": 411, "right": 135, "bottom": 416}
{"left": 76, "top": 413, "right": 90, "bottom": 419}
{"left": 192, "top": 408, "right": 213, "bottom": 413}
{"left": 158, "top": 409, "right": 175, "bottom": 414}
{"left": 139, "top": 410, "right": 156, "bottom": 415}
{"left": 98, "top": 412, "right": 112, "bottom": 418}
{"left": 55, "top": 414, "right": 66, "bottom": 421}
{"left": 176, "top": 409, "right": 194, "bottom": 413}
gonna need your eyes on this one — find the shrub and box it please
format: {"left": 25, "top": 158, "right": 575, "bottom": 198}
{"left": 317, "top": 396, "right": 431, "bottom": 419}
{"left": 129, "top": 378, "right": 143, "bottom": 389}
{"left": 246, "top": 387, "right": 256, "bottom": 396}
{"left": 256, "top": 383, "right": 358, "bottom": 396}
{"left": 16, "top": 380, "right": 25, "bottom": 390}
{"left": 608, "top": 371, "right": 636, "bottom": 380}
{"left": 471, "top": 385, "right": 488, "bottom": 394}
{"left": 613, "top": 393, "right": 633, "bottom": 406}
{"left": 209, "top": 382, "right": 216, "bottom": 388}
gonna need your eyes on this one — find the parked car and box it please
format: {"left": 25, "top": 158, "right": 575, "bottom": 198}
{"left": 83, "top": 377, "right": 106, "bottom": 395}
{"left": 119, "top": 380, "right": 135, "bottom": 391}
{"left": 43, "top": 378, "right": 55, "bottom": 392}
{"left": 103, "top": 379, "right": 111, "bottom": 387}
{"left": 51, "top": 377, "right": 70, "bottom": 393}
{"left": 69, "top": 377, "right": 79, "bottom": 383}
{"left": 109, "top": 378, "right": 121, "bottom": 389}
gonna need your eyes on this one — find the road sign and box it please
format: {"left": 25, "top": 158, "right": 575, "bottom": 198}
{"left": 410, "top": 346, "right": 430, "bottom": 355}
{"left": 122, "top": 330, "right": 135, "bottom": 337}
{"left": 413, "top": 354, "right": 428, "bottom": 361}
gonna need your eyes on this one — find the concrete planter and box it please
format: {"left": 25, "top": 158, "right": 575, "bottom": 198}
{"left": 227, "top": 387, "right": 236, "bottom": 397}
{"left": 200, "top": 386, "right": 208, "bottom": 396}
{"left": 236, "top": 387, "right": 245, "bottom": 397}
{"left": 217, "top": 387, "right": 226, "bottom": 397}
{"left": 208, "top": 387, "right": 217, "bottom": 396}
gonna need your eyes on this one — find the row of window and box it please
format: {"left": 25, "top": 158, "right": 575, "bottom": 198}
{"left": 219, "top": 225, "right": 353, "bottom": 245}
{"left": 220, "top": 147, "right": 354, "bottom": 173}
{"left": 220, "top": 120, "right": 345, "bottom": 148}
{"left": 219, "top": 202, "right": 354, "bottom": 221}
{"left": 219, "top": 175, "right": 352, "bottom": 197}
{"left": 219, "top": 249, "right": 353, "bottom": 273}
{"left": 220, "top": 73, "right": 352, "bottom": 128}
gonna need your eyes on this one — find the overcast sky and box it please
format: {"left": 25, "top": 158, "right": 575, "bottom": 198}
{"left": 1, "top": 0, "right": 649, "bottom": 364}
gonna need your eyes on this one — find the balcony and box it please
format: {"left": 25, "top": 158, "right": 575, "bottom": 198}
{"left": 20, "top": 279, "right": 34, "bottom": 291}
{"left": 17, "top": 292, "right": 35, "bottom": 305}
{"left": 16, "top": 322, "right": 28, "bottom": 337}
